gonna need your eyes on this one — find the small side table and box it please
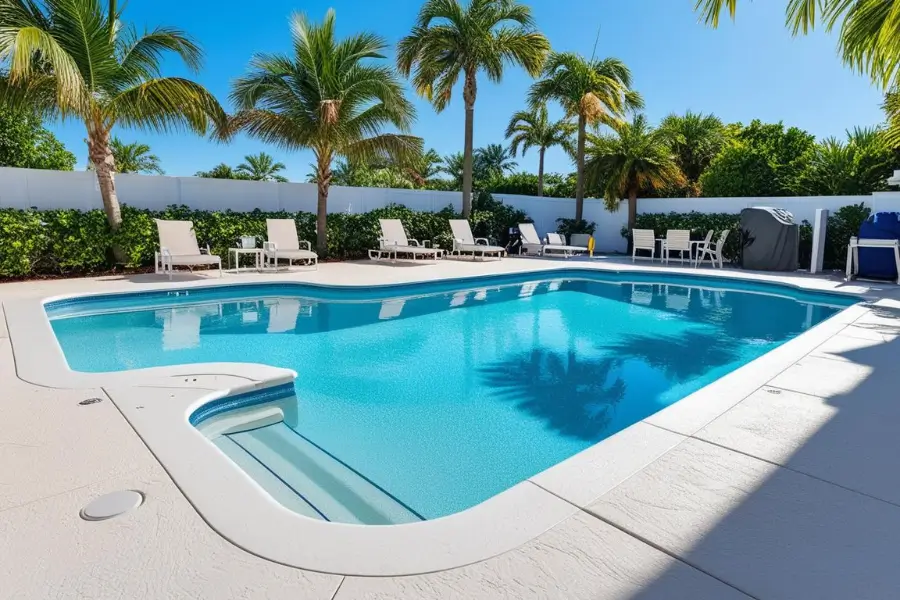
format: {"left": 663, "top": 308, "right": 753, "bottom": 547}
{"left": 228, "top": 248, "right": 263, "bottom": 273}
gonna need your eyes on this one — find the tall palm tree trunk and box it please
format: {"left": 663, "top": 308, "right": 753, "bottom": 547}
{"left": 628, "top": 186, "right": 639, "bottom": 231}
{"left": 575, "top": 113, "right": 586, "bottom": 221}
{"left": 537, "top": 146, "right": 545, "bottom": 197}
{"left": 316, "top": 154, "right": 332, "bottom": 255}
{"left": 462, "top": 70, "right": 477, "bottom": 217}
{"left": 87, "top": 128, "right": 126, "bottom": 263}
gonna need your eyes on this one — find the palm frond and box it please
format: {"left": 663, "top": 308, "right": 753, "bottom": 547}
{"left": 110, "top": 77, "right": 227, "bottom": 134}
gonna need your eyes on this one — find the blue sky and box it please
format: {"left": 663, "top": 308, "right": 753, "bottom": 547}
{"left": 48, "top": 0, "right": 887, "bottom": 181}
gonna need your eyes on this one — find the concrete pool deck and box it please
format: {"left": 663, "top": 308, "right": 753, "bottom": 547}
{"left": 2, "top": 257, "right": 899, "bottom": 599}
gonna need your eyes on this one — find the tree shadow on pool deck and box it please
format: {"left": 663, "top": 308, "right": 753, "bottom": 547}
{"left": 609, "top": 305, "right": 900, "bottom": 599}
{"left": 479, "top": 349, "right": 626, "bottom": 442}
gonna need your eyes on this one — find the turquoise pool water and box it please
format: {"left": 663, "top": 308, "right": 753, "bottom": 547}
{"left": 47, "top": 271, "right": 855, "bottom": 524}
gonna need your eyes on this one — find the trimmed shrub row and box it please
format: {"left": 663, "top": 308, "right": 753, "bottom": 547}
{"left": 0, "top": 198, "right": 529, "bottom": 278}
{"left": 625, "top": 203, "right": 871, "bottom": 270}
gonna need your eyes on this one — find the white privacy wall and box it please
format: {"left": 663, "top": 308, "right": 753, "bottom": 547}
{"left": 2, "top": 167, "right": 899, "bottom": 253}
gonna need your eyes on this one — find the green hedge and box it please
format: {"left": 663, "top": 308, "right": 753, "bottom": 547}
{"left": 624, "top": 203, "right": 872, "bottom": 269}
{"left": 0, "top": 199, "right": 528, "bottom": 278}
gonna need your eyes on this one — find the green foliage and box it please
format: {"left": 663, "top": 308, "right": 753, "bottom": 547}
{"left": 0, "top": 107, "right": 76, "bottom": 171}
{"left": 195, "top": 163, "right": 252, "bottom": 179}
{"left": 556, "top": 218, "right": 596, "bottom": 236}
{"left": 792, "top": 128, "right": 899, "bottom": 195}
{"left": 0, "top": 198, "right": 528, "bottom": 278}
{"left": 471, "top": 191, "right": 530, "bottom": 246}
{"left": 109, "top": 138, "right": 164, "bottom": 175}
{"left": 823, "top": 203, "right": 872, "bottom": 268}
{"left": 700, "top": 120, "right": 815, "bottom": 197}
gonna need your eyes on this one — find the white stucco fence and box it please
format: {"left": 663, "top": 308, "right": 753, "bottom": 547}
{"left": 1, "top": 166, "right": 898, "bottom": 253}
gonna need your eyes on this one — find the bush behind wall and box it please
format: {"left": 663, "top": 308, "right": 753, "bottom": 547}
{"left": 0, "top": 200, "right": 529, "bottom": 278}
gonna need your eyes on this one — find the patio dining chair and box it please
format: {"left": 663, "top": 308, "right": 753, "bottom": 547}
{"left": 631, "top": 229, "right": 656, "bottom": 262}
{"left": 664, "top": 229, "right": 692, "bottom": 264}
{"left": 696, "top": 230, "right": 730, "bottom": 269}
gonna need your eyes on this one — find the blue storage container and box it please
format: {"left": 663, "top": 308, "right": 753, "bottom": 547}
{"left": 858, "top": 212, "right": 900, "bottom": 280}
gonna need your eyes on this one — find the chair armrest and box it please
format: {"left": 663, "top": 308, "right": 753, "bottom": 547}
{"left": 474, "top": 237, "right": 489, "bottom": 245}
{"left": 160, "top": 247, "right": 172, "bottom": 257}
{"left": 200, "top": 244, "right": 211, "bottom": 255}
{"left": 408, "top": 239, "right": 421, "bottom": 247}
{"left": 421, "top": 240, "right": 431, "bottom": 248}
{"left": 299, "top": 240, "right": 312, "bottom": 251}
{"left": 263, "top": 241, "right": 278, "bottom": 252}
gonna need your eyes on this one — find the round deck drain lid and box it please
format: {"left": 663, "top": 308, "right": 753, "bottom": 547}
{"left": 80, "top": 490, "right": 143, "bottom": 521}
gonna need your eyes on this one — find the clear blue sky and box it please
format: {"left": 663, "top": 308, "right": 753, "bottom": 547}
{"left": 48, "top": 0, "right": 887, "bottom": 181}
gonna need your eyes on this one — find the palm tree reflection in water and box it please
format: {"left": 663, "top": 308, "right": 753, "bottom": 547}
{"left": 480, "top": 350, "right": 626, "bottom": 442}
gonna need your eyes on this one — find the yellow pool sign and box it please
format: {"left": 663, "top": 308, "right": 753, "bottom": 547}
{"left": 588, "top": 236, "right": 595, "bottom": 257}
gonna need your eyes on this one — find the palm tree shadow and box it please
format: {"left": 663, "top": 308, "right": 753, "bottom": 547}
{"left": 479, "top": 350, "right": 626, "bottom": 442}
{"left": 599, "top": 329, "right": 744, "bottom": 381}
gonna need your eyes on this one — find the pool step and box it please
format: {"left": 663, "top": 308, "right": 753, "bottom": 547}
{"left": 227, "top": 423, "right": 423, "bottom": 525}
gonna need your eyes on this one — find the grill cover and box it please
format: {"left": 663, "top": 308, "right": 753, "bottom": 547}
{"left": 740, "top": 207, "right": 799, "bottom": 271}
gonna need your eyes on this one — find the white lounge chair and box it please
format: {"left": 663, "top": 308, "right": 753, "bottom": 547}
{"left": 696, "top": 230, "right": 730, "bottom": 269}
{"left": 263, "top": 219, "right": 318, "bottom": 271}
{"left": 448, "top": 219, "right": 506, "bottom": 260}
{"left": 378, "top": 299, "right": 406, "bottom": 319}
{"left": 518, "top": 223, "right": 581, "bottom": 257}
{"left": 631, "top": 229, "right": 656, "bottom": 262}
{"left": 154, "top": 219, "right": 222, "bottom": 280}
{"left": 545, "top": 233, "right": 588, "bottom": 258}
{"left": 369, "top": 219, "right": 441, "bottom": 262}
{"left": 664, "top": 229, "right": 691, "bottom": 264}
{"left": 266, "top": 298, "right": 302, "bottom": 333}
{"left": 517, "top": 223, "right": 547, "bottom": 256}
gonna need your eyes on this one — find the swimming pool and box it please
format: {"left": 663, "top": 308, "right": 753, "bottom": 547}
{"left": 46, "top": 270, "right": 856, "bottom": 525}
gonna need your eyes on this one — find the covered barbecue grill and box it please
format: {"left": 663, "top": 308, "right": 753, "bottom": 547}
{"left": 740, "top": 207, "right": 800, "bottom": 271}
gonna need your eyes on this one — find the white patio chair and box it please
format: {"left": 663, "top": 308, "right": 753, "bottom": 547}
{"left": 448, "top": 219, "right": 505, "bottom": 260}
{"left": 369, "top": 219, "right": 441, "bottom": 262}
{"left": 696, "top": 230, "right": 730, "bottom": 269}
{"left": 263, "top": 219, "right": 318, "bottom": 271}
{"left": 631, "top": 229, "right": 656, "bottom": 262}
{"left": 664, "top": 229, "right": 692, "bottom": 264}
{"left": 692, "top": 230, "right": 714, "bottom": 268}
{"left": 154, "top": 219, "right": 222, "bottom": 280}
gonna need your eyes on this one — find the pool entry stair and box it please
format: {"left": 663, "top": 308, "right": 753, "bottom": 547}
{"left": 212, "top": 422, "right": 424, "bottom": 525}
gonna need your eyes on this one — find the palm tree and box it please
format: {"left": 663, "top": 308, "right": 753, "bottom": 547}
{"left": 397, "top": 0, "right": 550, "bottom": 217}
{"left": 411, "top": 148, "right": 444, "bottom": 184}
{"left": 584, "top": 115, "right": 684, "bottom": 230}
{"left": 108, "top": 138, "right": 164, "bottom": 174}
{"left": 474, "top": 143, "right": 518, "bottom": 181}
{"left": 230, "top": 11, "right": 420, "bottom": 254}
{"left": 235, "top": 152, "right": 287, "bottom": 182}
{"left": 0, "top": 0, "right": 226, "bottom": 260}
{"left": 505, "top": 105, "right": 574, "bottom": 196}
{"left": 529, "top": 53, "right": 643, "bottom": 221}
{"left": 440, "top": 152, "right": 466, "bottom": 188}
{"left": 195, "top": 163, "right": 246, "bottom": 179}
{"left": 658, "top": 111, "right": 726, "bottom": 196}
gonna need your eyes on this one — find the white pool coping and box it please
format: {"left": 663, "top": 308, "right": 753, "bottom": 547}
{"left": 0, "top": 260, "right": 883, "bottom": 576}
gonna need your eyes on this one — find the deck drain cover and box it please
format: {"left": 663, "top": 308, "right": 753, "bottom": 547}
{"left": 80, "top": 490, "right": 143, "bottom": 521}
